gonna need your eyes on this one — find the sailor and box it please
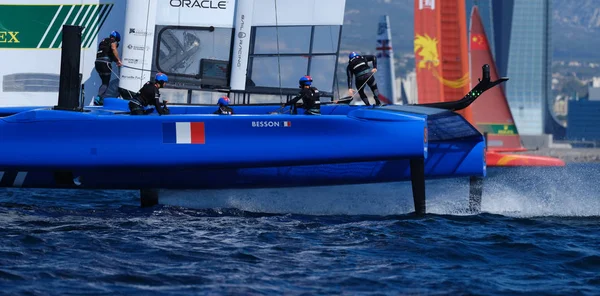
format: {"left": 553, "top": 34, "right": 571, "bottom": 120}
{"left": 129, "top": 73, "right": 170, "bottom": 115}
{"left": 346, "top": 52, "right": 381, "bottom": 106}
{"left": 214, "top": 96, "right": 234, "bottom": 115}
{"left": 282, "top": 75, "right": 321, "bottom": 115}
{"left": 94, "top": 31, "right": 123, "bottom": 106}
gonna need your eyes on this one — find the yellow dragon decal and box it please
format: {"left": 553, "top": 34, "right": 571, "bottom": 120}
{"left": 414, "top": 34, "right": 469, "bottom": 89}
{"left": 414, "top": 34, "right": 439, "bottom": 69}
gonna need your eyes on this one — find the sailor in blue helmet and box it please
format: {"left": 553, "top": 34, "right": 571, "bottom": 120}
{"left": 282, "top": 75, "right": 321, "bottom": 115}
{"left": 94, "top": 31, "right": 123, "bottom": 105}
{"left": 214, "top": 96, "right": 234, "bottom": 115}
{"left": 129, "top": 72, "right": 170, "bottom": 115}
{"left": 346, "top": 51, "right": 381, "bottom": 106}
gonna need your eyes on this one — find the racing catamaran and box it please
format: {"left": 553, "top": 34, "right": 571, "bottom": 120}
{"left": 0, "top": 0, "right": 508, "bottom": 214}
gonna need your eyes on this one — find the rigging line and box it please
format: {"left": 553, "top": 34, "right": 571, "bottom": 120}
{"left": 115, "top": 0, "right": 152, "bottom": 99}
{"left": 122, "top": 64, "right": 153, "bottom": 71}
{"left": 141, "top": 0, "right": 152, "bottom": 90}
{"left": 349, "top": 70, "right": 376, "bottom": 103}
{"left": 79, "top": 0, "right": 86, "bottom": 104}
{"left": 108, "top": 63, "right": 137, "bottom": 99}
{"left": 79, "top": 0, "right": 85, "bottom": 109}
{"left": 273, "top": 0, "right": 283, "bottom": 104}
{"left": 335, "top": 75, "right": 341, "bottom": 102}
{"left": 331, "top": 26, "right": 341, "bottom": 101}
{"left": 329, "top": 26, "right": 335, "bottom": 54}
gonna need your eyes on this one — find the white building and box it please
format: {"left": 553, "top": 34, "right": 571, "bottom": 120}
{"left": 396, "top": 71, "right": 418, "bottom": 104}
{"left": 0, "top": 0, "right": 347, "bottom": 106}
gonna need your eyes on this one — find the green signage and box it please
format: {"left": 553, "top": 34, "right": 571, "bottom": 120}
{"left": 0, "top": 4, "right": 113, "bottom": 49}
{"left": 478, "top": 123, "right": 519, "bottom": 135}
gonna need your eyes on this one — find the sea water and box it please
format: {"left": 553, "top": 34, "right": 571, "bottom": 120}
{"left": 0, "top": 163, "right": 598, "bottom": 295}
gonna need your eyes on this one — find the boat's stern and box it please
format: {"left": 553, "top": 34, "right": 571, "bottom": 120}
{"left": 354, "top": 105, "right": 487, "bottom": 179}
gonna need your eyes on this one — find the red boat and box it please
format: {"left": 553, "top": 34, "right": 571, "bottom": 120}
{"left": 413, "top": 1, "right": 564, "bottom": 167}
{"left": 468, "top": 6, "right": 564, "bottom": 166}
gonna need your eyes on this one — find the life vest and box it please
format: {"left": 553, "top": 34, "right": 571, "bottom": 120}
{"left": 348, "top": 56, "right": 371, "bottom": 77}
{"left": 303, "top": 87, "right": 321, "bottom": 112}
{"left": 96, "top": 37, "right": 117, "bottom": 61}
{"left": 215, "top": 106, "right": 233, "bottom": 115}
{"left": 135, "top": 81, "right": 159, "bottom": 107}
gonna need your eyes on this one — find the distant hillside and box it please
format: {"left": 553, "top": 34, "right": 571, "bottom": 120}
{"left": 336, "top": 0, "right": 413, "bottom": 86}
{"left": 553, "top": 0, "right": 600, "bottom": 31}
{"left": 552, "top": 0, "right": 600, "bottom": 59}
{"left": 340, "top": 0, "right": 413, "bottom": 55}
{"left": 338, "top": 0, "right": 600, "bottom": 61}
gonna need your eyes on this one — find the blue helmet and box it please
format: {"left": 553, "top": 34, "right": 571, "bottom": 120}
{"left": 218, "top": 96, "right": 230, "bottom": 106}
{"left": 110, "top": 31, "right": 121, "bottom": 42}
{"left": 349, "top": 52, "right": 360, "bottom": 60}
{"left": 155, "top": 72, "right": 168, "bottom": 82}
{"left": 299, "top": 75, "right": 312, "bottom": 87}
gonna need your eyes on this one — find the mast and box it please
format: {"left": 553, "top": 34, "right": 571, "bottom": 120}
{"left": 440, "top": 0, "right": 471, "bottom": 121}
{"left": 374, "top": 15, "right": 397, "bottom": 105}
{"left": 119, "top": 0, "right": 158, "bottom": 94}
{"left": 230, "top": 0, "right": 255, "bottom": 91}
{"left": 414, "top": 0, "right": 471, "bottom": 120}
{"left": 414, "top": 0, "right": 443, "bottom": 104}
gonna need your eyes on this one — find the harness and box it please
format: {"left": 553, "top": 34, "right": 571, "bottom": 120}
{"left": 130, "top": 92, "right": 146, "bottom": 107}
{"left": 218, "top": 107, "right": 232, "bottom": 115}
{"left": 356, "top": 69, "right": 371, "bottom": 77}
{"left": 130, "top": 99, "right": 144, "bottom": 107}
{"left": 350, "top": 58, "right": 371, "bottom": 77}
{"left": 305, "top": 88, "right": 321, "bottom": 114}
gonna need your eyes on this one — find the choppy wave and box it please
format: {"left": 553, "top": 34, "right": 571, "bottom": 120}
{"left": 0, "top": 163, "right": 598, "bottom": 294}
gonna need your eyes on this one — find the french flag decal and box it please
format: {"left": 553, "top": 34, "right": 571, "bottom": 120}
{"left": 283, "top": 121, "right": 291, "bottom": 127}
{"left": 162, "top": 122, "right": 205, "bottom": 144}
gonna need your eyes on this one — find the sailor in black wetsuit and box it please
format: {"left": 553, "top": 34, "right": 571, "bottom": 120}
{"left": 94, "top": 31, "right": 122, "bottom": 106}
{"left": 129, "top": 73, "right": 170, "bottom": 115}
{"left": 214, "top": 96, "right": 234, "bottom": 115}
{"left": 282, "top": 75, "right": 321, "bottom": 115}
{"left": 346, "top": 52, "right": 381, "bottom": 106}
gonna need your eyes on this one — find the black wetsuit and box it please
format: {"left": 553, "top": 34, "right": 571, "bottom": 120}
{"left": 285, "top": 87, "right": 321, "bottom": 115}
{"left": 346, "top": 55, "right": 381, "bottom": 106}
{"left": 95, "top": 37, "right": 118, "bottom": 104}
{"left": 129, "top": 82, "right": 168, "bottom": 115}
{"left": 214, "top": 106, "right": 234, "bottom": 115}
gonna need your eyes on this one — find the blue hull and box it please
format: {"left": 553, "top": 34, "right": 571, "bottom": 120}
{"left": 0, "top": 98, "right": 485, "bottom": 190}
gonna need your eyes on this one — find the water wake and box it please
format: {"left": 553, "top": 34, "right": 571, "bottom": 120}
{"left": 160, "top": 164, "right": 600, "bottom": 217}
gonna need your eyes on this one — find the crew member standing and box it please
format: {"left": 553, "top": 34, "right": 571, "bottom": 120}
{"left": 94, "top": 31, "right": 122, "bottom": 105}
{"left": 346, "top": 51, "right": 381, "bottom": 106}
